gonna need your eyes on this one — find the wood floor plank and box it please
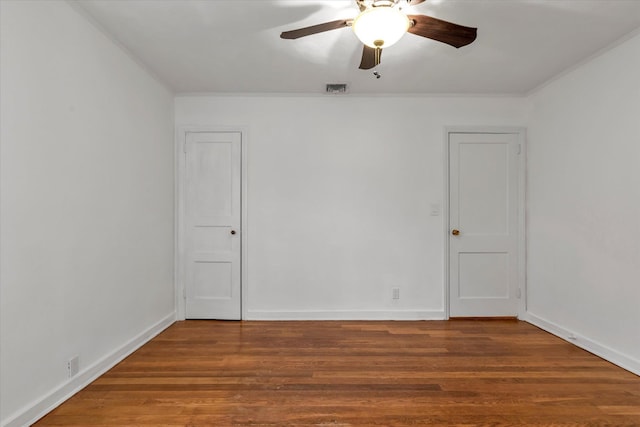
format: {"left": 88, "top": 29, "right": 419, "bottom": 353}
{"left": 34, "top": 320, "right": 640, "bottom": 426}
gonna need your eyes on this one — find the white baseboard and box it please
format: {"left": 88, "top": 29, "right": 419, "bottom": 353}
{"left": 245, "top": 309, "right": 445, "bottom": 321}
{"left": 522, "top": 311, "right": 640, "bottom": 376}
{"left": 2, "top": 312, "right": 176, "bottom": 427}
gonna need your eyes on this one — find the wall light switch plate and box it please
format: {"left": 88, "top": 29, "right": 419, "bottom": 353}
{"left": 430, "top": 204, "right": 440, "bottom": 216}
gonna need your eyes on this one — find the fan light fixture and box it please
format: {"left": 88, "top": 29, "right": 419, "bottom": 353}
{"left": 279, "top": 0, "right": 478, "bottom": 71}
{"left": 352, "top": 6, "right": 410, "bottom": 48}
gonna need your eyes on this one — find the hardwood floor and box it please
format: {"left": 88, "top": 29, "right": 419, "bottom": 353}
{"left": 35, "top": 320, "right": 640, "bottom": 426}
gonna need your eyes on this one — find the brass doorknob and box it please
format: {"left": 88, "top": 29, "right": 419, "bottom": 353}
{"left": 452, "top": 229, "right": 460, "bottom": 236}
{"left": 230, "top": 230, "right": 237, "bottom": 235}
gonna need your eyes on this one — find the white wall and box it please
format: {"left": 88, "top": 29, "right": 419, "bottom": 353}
{"left": 0, "top": 1, "right": 175, "bottom": 425}
{"left": 175, "top": 95, "right": 526, "bottom": 319}
{"left": 526, "top": 32, "right": 640, "bottom": 373}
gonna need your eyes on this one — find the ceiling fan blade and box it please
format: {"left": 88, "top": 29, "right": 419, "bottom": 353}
{"left": 407, "top": 15, "right": 477, "bottom": 48}
{"left": 359, "top": 45, "right": 381, "bottom": 70}
{"left": 280, "top": 19, "right": 351, "bottom": 39}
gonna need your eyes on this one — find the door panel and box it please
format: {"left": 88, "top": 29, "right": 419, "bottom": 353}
{"left": 185, "top": 131, "right": 241, "bottom": 319}
{"left": 193, "top": 261, "right": 232, "bottom": 298}
{"left": 458, "top": 252, "right": 509, "bottom": 298}
{"left": 449, "top": 132, "right": 519, "bottom": 317}
{"left": 193, "top": 141, "right": 233, "bottom": 219}
{"left": 459, "top": 142, "right": 509, "bottom": 234}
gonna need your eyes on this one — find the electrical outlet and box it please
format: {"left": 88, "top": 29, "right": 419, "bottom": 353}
{"left": 68, "top": 355, "right": 79, "bottom": 378}
{"left": 392, "top": 287, "right": 400, "bottom": 300}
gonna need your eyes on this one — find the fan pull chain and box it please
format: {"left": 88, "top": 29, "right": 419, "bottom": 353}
{"left": 373, "top": 39, "right": 383, "bottom": 67}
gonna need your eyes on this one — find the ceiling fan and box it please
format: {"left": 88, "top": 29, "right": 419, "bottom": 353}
{"left": 280, "top": 0, "right": 477, "bottom": 70}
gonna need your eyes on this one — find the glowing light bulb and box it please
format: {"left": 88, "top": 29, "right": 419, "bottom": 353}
{"left": 352, "top": 6, "right": 410, "bottom": 48}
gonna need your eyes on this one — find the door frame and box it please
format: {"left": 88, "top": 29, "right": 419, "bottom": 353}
{"left": 443, "top": 126, "right": 527, "bottom": 319}
{"left": 175, "top": 126, "right": 248, "bottom": 320}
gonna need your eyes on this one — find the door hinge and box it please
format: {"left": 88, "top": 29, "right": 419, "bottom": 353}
{"left": 183, "top": 141, "right": 187, "bottom": 154}
{"left": 516, "top": 288, "right": 522, "bottom": 299}
{"left": 183, "top": 287, "right": 187, "bottom": 299}
{"left": 516, "top": 144, "right": 521, "bottom": 155}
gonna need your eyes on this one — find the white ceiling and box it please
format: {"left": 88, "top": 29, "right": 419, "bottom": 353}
{"left": 72, "top": 0, "right": 640, "bottom": 95}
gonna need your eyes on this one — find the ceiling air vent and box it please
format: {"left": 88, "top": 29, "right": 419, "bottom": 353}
{"left": 326, "top": 83, "right": 348, "bottom": 94}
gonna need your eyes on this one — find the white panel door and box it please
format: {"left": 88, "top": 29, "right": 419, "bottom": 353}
{"left": 185, "top": 131, "right": 241, "bottom": 319}
{"left": 449, "top": 132, "right": 519, "bottom": 317}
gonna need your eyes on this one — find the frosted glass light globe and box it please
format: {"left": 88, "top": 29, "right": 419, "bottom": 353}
{"left": 352, "top": 6, "right": 410, "bottom": 48}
